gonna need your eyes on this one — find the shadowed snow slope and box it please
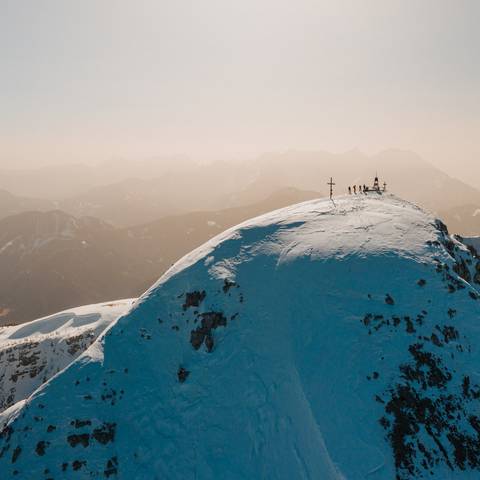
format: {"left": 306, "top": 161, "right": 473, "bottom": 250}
{"left": 2, "top": 194, "right": 480, "bottom": 479}
{"left": 463, "top": 236, "right": 480, "bottom": 256}
{"left": 0, "top": 300, "right": 135, "bottom": 414}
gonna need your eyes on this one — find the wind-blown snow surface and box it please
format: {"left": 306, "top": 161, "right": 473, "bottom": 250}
{"left": 2, "top": 194, "right": 480, "bottom": 479}
{"left": 0, "top": 300, "right": 135, "bottom": 414}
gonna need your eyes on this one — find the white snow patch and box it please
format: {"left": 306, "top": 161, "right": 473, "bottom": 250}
{"left": 0, "top": 299, "right": 135, "bottom": 413}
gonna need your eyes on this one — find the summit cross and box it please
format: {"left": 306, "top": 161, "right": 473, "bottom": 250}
{"left": 327, "top": 177, "right": 335, "bottom": 199}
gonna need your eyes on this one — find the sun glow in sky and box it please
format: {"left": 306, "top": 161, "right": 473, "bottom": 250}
{"left": 1, "top": 0, "right": 479, "bottom": 182}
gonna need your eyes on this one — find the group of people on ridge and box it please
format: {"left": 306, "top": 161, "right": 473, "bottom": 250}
{"left": 348, "top": 175, "right": 386, "bottom": 195}
{"left": 348, "top": 184, "right": 368, "bottom": 195}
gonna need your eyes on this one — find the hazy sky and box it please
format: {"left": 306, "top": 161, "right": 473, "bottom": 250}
{"left": 1, "top": 0, "right": 479, "bottom": 182}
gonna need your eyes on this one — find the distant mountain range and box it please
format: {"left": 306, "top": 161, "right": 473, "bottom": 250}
{"left": 0, "top": 157, "right": 193, "bottom": 199}
{"left": 0, "top": 211, "right": 135, "bottom": 325}
{"left": 1, "top": 150, "right": 479, "bottom": 233}
{"left": 1, "top": 149, "right": 480, "bottom": 325}
{"left": 0, "top": 188, "right": 319, "bottom": 325}
{"left": 0, "top": 189, "right": 55, "bottom": 219}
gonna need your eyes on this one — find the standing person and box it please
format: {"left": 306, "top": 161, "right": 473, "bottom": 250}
{"left": 348, "top": 186, "right": 351, "bottom": 194}
{"left": 353, "top": 185, "right": 357, "bottom": 194}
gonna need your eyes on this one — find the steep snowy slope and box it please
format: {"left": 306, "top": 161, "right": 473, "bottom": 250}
{"left": 0, "top": 300, "right": 135, "bottom": 414}
{"left": 1, "top": 194, "right": 480, "bottom": 479}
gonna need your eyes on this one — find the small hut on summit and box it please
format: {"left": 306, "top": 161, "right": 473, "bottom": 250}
{"left": 364, "top": 174, "right": 387, "bottom": 193}
{"left": 347, "top": 174, "right": 387, "bottom": 195}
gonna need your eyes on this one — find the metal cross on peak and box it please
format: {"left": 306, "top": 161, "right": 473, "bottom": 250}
{"left": 327, "top": 177, "right": 335, "bottom": 199}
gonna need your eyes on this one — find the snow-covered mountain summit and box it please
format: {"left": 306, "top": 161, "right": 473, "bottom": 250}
{"left": 1, "top": 194, "right": 480, "bottom": 479}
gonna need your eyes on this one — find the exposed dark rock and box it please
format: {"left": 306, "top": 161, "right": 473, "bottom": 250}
{"left": 100, "top": 388, "right": 117, "bottom": 405}
{"left": 381, "top": 339, "right": 480, "bottom": 479}
{"left": 104, "top": 456, "right": 118, "bottom": 477}
{"left": 405, "top": 343, "right": 451, "bottom": 388}
{"left": 72, "top": 460, "right": 86, "bottom": 471}
{"left": 453, "top": 259, "right": 471, "bottom": 283}
{"left": 67, "top": 434, "right": 90, "bottom": 448}
{"left": 177, "top": 367, "right": 190, "bottom": 383}
{"left": 35, "top": 440, "right": 49, "bottom": 456}
{"left": 190, "top": 312, "right": 227, "bottom": 352}
{"left": 140, "top": 328, "right": 152, "bottom": 339}
{"left": 222, "top": 279, "right": 237, "bottom": 293}
{"left": 444, "top": 239, "right": 455, "bottom": 255}
{"left": 436, "top": 325, "right": 459, "bottom": 344}
{"left": 92, "top": 423, "right": 116, "bottom": 445}
{"left": 415, "top": 313, "right": 425, "bottom": 326}
{"left": 11, "top": 446, "right": 21, "bottom": 463}
{"left": 379, "top": 416, "right": 390, "bottom": 429}
{"left": 65, "top": 334, "right": 90, "bottom": 356}
{"left": 182, "top": 291, "right": 206, "bottom": 310}
{"left": 463, "top": 376, "right": 471, "bottom": 398}
{"left": 362, "top": 313, "right": 373, "bottom": 326}
{"left": 434, "top": 219, "right": 449, "bottom": 235}
{"left": 71, "top": 419, "right": 91, "bottom": 429}
{"left": 404, "top": 317, "right": 415, "bottom": 334}
{"left": 205, "top": 334, "right": 214, "bottom": 352}
{"left": 417, "top": 279, "right": 426, "bottom": 287}
{"left": 1, "top": 426, "right": 13, "bottom": 442}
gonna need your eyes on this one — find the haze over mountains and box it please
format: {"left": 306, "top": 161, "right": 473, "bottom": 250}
{"left": 0, "top": 149, "right": 479, "bottom": 325}
{"left": 0, "top": 188, "right": 319, "bottom": 325}
{"left": 0, "top": 190, "right": 55, "bottom": 221}
{"left": 1, "top": 150, "right": 479, "bottom": 232}
{"left": 3, "top": 2, "right": 478, "bottom": 477}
